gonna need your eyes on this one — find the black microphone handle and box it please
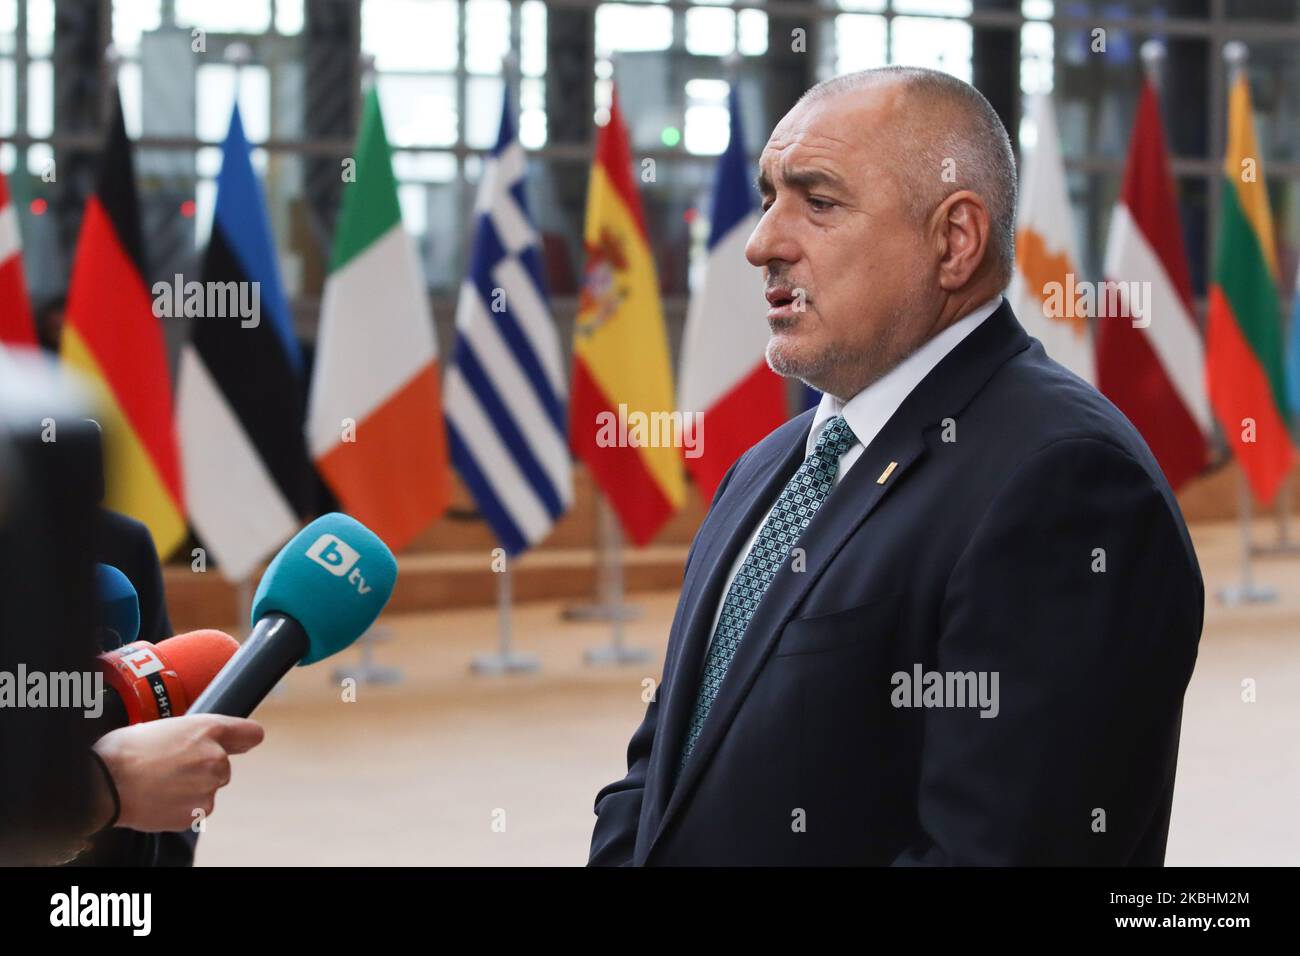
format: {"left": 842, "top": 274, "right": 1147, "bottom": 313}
{"left": 187, "top": 613, "right": 310, "bottom": 718}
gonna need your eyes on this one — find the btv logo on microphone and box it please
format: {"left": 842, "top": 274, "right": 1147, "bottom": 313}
{"left": 305, "top": 534, "right": 373, "bottom": 594}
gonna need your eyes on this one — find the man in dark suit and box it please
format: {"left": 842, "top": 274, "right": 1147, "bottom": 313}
{"left": 588, "top": 66, "right": 1203, "bottom": 866}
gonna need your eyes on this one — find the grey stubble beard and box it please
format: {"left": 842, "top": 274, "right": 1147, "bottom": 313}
{"left": 765, "top": 287, "right": 927, "bottom": 403}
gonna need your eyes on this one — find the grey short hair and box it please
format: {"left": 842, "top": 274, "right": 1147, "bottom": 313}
{"left": 800, "top": 67, "right": 1018, "bottom": 287}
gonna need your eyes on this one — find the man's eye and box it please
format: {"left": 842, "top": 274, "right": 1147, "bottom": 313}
{"left": 808, "top": 198, "right": 834, "bottom": 212}
{"left": 760, "top": 200, "right": 774, "bottom": 214}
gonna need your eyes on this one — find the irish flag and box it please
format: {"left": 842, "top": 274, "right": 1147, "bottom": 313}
{"left": 569, "top": 89, "right": 685, "bottom": 545}
{"left": 1206, "top": 71, "right": 1296, "bottom": 505}
{"left": 306, "top": 89, "right": 451, "bottom": 551}
{"left": 60, "top": 95, "right": 185, "bottom": 557}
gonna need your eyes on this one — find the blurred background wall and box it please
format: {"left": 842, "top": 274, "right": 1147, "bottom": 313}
{"left": 4, "top": 0, "right": 1296, "bottom": 386}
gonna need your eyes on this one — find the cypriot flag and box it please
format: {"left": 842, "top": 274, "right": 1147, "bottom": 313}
{"left": 1007, "top": 92, "right": 1095, "bottom": 383}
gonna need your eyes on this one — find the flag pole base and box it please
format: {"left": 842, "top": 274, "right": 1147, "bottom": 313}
{"left": 471, "top": 652, "right": 541, "bottom": 675}
{"left": 331, "top": 626, "right": 403, "bottom": 685}
{"left": 565, "top": 495, "right": 642, "bottom": 622}
{"left": 1216, "top": 581, "right": 1278, "bottom": 605}
{"left": 471, "top": 569, "right": 539, "bottom": 674}
{"left": 562, "top": 602, "right": 643, "bottom": 622}
{"left": 1217, "top": 468, "right": 1278, "bottom": 605}
{"left": 579, "top": 497, "right": 646, "bottom": 664}
{"left": 331, "top": 663, "right": 403, "bottom": 685}
{"left": 583, "top": 644, "right": 651, "bottom": 666}
{"left": 1249, "top": 542, "right": 1300, "bottom": 557}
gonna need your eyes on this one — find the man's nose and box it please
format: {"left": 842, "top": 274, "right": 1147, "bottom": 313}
{"left": 745, "top": 202, "right": 798, "bottom": 269}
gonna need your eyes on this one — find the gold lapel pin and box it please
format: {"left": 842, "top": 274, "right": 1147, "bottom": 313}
{"left": 877, "top": 461, "right": 899, "bottom": 485}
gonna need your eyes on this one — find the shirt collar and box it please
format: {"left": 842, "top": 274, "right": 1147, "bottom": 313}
{"left": 806, "top": 294, "right": 1003, "bottom": 455}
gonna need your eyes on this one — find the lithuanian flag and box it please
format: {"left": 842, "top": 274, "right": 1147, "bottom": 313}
{"left": 60, "top": 94, "right": 185, "bottom": 557}
{"left": 569, "top": 90, "right": 685, "bottom": 545}
{"left": 1206, "top": 71, "right": 1296, "bottom": 505}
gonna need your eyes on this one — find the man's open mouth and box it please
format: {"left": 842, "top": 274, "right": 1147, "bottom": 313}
{"left": 765, "top": 286, "right": 805, "bottom": 324}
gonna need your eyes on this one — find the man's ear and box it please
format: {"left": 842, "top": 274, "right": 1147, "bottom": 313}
{"left": 933, "top": 190, "right": 991, "bottom": 291}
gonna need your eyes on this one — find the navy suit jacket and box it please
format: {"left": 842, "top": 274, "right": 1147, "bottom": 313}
{"left": 588, "top": 300, "right": 1204, "bottom": 866}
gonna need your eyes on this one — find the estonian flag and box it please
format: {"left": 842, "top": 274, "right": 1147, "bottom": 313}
{"left": 176, "top": 105, "right": 312, "bottom": 580}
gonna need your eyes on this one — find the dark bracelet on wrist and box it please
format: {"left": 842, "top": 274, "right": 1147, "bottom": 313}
{"left": 88, "top": 749, "right": 121, "bottom": 832}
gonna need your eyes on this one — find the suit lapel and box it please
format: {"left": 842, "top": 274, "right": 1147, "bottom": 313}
{"left": 638, "top": 418, "right": 809, "bottom": 850}
{"left": 645, "top": 425, "right": 929, "bottom": 860}
{"left": 641, "top": 300, "right": 1033, "bottom": 863}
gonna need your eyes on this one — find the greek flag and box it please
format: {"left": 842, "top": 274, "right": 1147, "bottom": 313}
{"left": 445, "top": 91, "right": 572, "bottom": 555}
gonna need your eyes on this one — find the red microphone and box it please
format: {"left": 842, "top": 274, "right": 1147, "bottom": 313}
{"left": 93, "top": 630, "right": 241, "bottom": 735}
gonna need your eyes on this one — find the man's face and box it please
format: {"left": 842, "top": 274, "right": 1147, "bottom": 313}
{"left": 746, "top": 84, "right": 935, "bottom": 399}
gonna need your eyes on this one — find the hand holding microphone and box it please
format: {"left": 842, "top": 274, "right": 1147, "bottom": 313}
{"left": 83, "top": 629, "right": 257, "bottom": 835}
{"left": 91, "top": 714, "right": 264, "bottom": 832}
{"left": 85, "top": 513, "right": 397, "bottom": 841}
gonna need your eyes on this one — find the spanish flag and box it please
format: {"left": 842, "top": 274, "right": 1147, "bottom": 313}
{"left": 569, "top": 90, "right": 685, "bottom": 545}
{"left": 1206, "top": 71, "right": 1296, "bottom": 505}
{"left": 60, "top": 94, "right": 185, "bottom": 557}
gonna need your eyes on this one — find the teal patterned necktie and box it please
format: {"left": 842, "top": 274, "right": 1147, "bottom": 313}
{"left": 677, "top": 414, "right": 858, "bottom": 775}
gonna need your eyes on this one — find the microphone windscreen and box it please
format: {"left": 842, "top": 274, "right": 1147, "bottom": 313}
{"left": 94, "top": 563, "right": 140, "bottom": 650}
{"left": 251, "top": 513, "right": 397, "bottom": 666}
{"left": 157, "top": 629, "right": 241, "bottom": 708}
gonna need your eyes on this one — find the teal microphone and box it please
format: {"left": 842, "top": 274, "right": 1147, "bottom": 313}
{"left": 189, "top": 513, "right": 398, "bottom": 716}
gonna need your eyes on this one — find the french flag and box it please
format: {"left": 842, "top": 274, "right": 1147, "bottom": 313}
{"left": 678, "top": 87, "right": 787, "bottom": 502}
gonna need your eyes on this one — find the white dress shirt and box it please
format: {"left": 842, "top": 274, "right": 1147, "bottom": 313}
{"left": 703, "top": 294, "right": 1004, "bottom": 648}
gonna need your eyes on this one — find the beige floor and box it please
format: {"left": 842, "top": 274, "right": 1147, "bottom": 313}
{"left": 195, "top": 518, "right": 1300, "bottom": 866}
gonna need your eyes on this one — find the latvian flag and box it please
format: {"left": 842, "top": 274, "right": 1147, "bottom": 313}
{"left": 176, "top": 105, "right": 312, "bottom": 581}
{"left": 568, "top": 88, "right": 685, "bottom": 545}
{"left": 60, "top": 94, "right": 185, "bottom": 557}
{"left": 0, "top": 169, "right": 38, "bottom": 348}
{"left": 1206, "top": 69, "right": 1296, "bottom": 505}
{"left": 307, "top": 89, "right": 452, "bottom": 551}
{"left": 1097, "top": 79, "right": 1211, "bottom": 492}
{"left": 678, "top": 87, "right": 786, "bottom": 502}
{"left": 445, "top": 89, "right": 573, "bottom": 555}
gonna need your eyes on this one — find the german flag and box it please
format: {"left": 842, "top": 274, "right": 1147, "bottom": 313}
{"left": 569, "top": 89, "right": 685, "bottom": 545}
{"left": 1206, "top": 71, "right": 1296, "bottom": 505}
{"left": 60, "top": 94, "right": 185, "bottom": 557}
